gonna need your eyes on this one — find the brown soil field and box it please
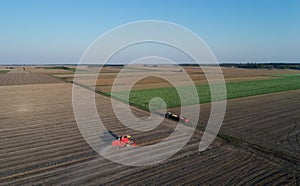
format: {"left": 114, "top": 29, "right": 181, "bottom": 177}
{"left": 1, "top": 83, "right": 299, "bottom": 184}
{"left": 0, "top": 70, "right": 64, "bottom": 86}
{"left": 166, "top": 89, "right": 300, "bottom": 168}
{"left": 1, "top": 66, "right": 300, "bottom": 184}
{"left": 28, "top": 68, "right": 73, "bottom": 74}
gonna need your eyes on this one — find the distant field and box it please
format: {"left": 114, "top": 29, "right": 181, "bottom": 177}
{"left": 32, "top": 66, "right": 91, "bottom": 74}
{"left": 0, "top": 72, "right": 65, "bottom": 86}
{"left": 110, "top": 74, "right": 300, "bottom": 110}
{"left": 58, "top": 66, "right": 299, "bottom": 92}
{"left": 271, "top": 73, "right": 300, "bottom": 77}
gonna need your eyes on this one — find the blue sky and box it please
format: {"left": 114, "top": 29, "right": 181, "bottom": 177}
{"left": 0, "top": 0, "right": 299, "bottom": 64}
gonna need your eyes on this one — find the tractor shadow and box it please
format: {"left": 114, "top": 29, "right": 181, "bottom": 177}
{"left": 99, "top": 130, "right": 119, "bottom": 146}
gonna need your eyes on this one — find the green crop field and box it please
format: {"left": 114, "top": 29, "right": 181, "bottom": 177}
{"left": 109, "top": 74, "right": 300, "bottom": 110}
{"left": 0, "top": 70, "right": 9, "bottom": 74}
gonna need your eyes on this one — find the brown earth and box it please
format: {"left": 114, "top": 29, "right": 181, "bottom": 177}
{"left": 0, "top": 83, "right": 298, "bottom": 184}
{"left": 1, "top": 66, "right": 300, "bottom": 184}
{"left": 166, "top": 89, "right": 300, "bottom": 167}
{"left": 27, "top": 68, "right": 73, "bottom": 74}
{"left": 0, "top": 70, "right": 64, "bottom": 86}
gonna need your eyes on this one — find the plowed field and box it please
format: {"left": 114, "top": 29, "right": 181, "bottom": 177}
{"left": 0, "top": 70, "right": 64, "bottom": 86}
{"left": 1, "top": 66, "right": 300, "bottom": 184}
{"left": 1, "top": 83, "right": 299, "bottom": 185}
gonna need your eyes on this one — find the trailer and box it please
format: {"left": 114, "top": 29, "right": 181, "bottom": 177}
{"left": 165, "top": 112, "right": 189, "bottom": 123}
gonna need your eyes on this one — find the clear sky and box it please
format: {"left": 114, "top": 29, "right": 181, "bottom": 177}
{"left": 0, "top": 0, "right": 299, "bottom": 64}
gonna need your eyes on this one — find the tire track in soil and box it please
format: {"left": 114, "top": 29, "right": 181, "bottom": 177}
{"left": 65, "top": 140, "right": 205, "bottom": 185}
{"left": 1, "top": 120, "right": 191, "bottom": 183}
{"left": 4, "top": 137, "right": 199, "bottom": 185}
{"left": 0, "top": 156, "right": 94, "bottom": 183}
{"left": 287, "top": 121, "right": 300, "bottom": 155}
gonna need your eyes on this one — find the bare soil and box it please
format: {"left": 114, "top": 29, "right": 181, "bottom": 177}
{"left": 0, "top": 70, "right": 64, "bottom": 86}
{"left": 167, "top": 89, "right": 300, "bottom": 169}
{"left": 1, "top": 66, "right": 300, "bottom": 184}
{"left": 0, "top": 83, "right": 299, "bottom": 185}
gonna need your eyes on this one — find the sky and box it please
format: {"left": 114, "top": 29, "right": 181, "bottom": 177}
{"left": 0, "top": 0, "right": 299, "bottom": 64}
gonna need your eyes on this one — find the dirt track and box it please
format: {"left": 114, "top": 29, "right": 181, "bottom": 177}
{"left": 1, "top": 83, "right": 299, "bottom": 184}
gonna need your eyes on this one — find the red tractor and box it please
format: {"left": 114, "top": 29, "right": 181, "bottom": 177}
{"left": 111, "top": 135, "right": 137, "bottom": 148}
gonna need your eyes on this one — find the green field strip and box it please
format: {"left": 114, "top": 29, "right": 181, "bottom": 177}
{"left": 0, "top": 70, "right": 10, "bottom": 74}
{"left": 109, "top": 76, "right": 300, "bottom": 110}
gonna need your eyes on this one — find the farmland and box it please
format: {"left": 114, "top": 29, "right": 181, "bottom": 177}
{"left": 110, "top": 73, "right": 300, "bottom": 110}
{"left": 166, "top": 89, "right": 300, "bottom": 166}
{"left": 0, "top": 72, "right": 64, "bottom": 86}
{"left": 0, "top": 70, "right": 9, "bottom": 74}
{"left": 1, "top": 66, "right": 300, "bottom": 184}
{"left": 57, "top": 66, "right": 297, "bottom": 92}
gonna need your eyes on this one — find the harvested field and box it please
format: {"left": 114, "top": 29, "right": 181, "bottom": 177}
{"left": 1, "top": 83, "right": 299, "bottom": 184}
{"left": 184, "top": 66, "right": 299, "bottom": 77}
{"left": 1, "top": 66, "right": 300, "bottom": 184}
{"left": 0, "top": 70, "right": 64, "bottom": 86}
{"left": 166, "top": 89, "right": 300, "bottom": 164}
{"left": 28, "top": 67, "right": 73, "bottom": 74}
